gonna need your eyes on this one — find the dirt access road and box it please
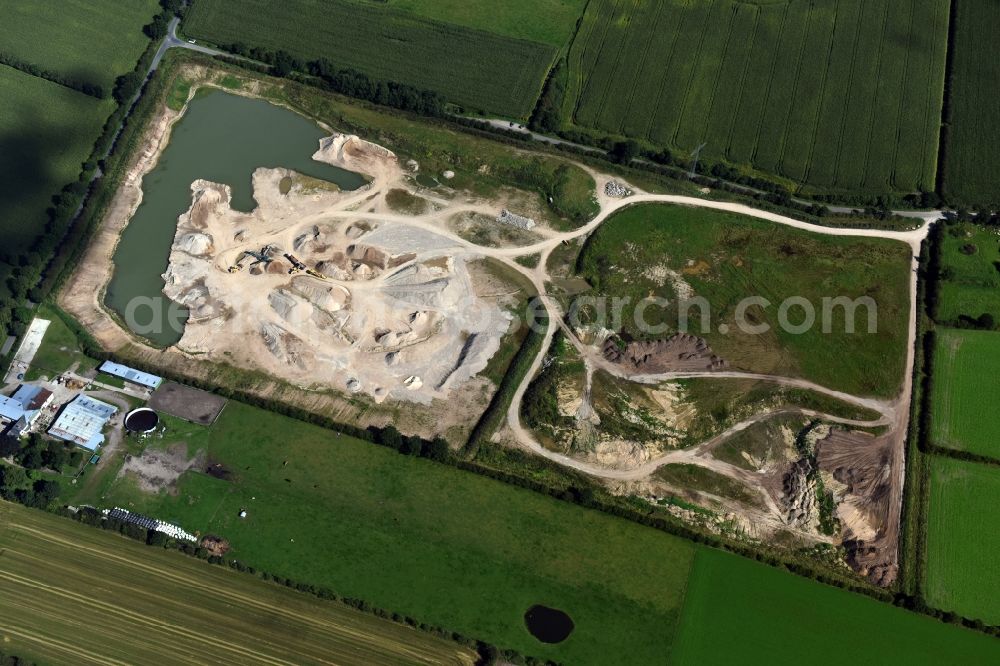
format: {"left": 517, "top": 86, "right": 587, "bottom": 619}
{"left": 487, "top": 167, "right": 934, "bottom": 579}
{"left": 497, "top": 174, "right": 932, "bottom": 482}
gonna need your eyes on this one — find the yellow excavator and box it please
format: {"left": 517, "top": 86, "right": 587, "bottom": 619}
{"left": 284, "top": 253, "right": 307, "bottom": 274}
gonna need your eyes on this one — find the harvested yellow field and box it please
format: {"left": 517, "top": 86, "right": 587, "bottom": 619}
{"left": 0, "top": 501, "right": 474, "bottom": 666}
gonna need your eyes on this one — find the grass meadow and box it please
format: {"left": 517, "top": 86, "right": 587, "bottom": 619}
{"left": 936, "top": 224, "right": 1000, "bottom": 325}
{"left": 925, "top": 457, "right": 1000, "bottom": 624}
{"left": 68, "top": 401, "right": 698, "bottom": 665}
{"left": 0, "top": 501, "right": 474, "bottom": 665}
{"left": 939, "top": 0, "right": 1000, "bottom": 206}
{"left": 930, "top": 329, "right": 1000, "bottom": 458}
{"left": 672, "top": 547, "right": 1000, "bottom": 664}
{"left": 184, "top": 0, "right": 557, "bottom": 118}
{"left": 563, "top": 0, "right": 949, "bottom": 194}
{"left": 22, "top": 305, "right": 99, "bottom": 380}
{"left": 576, "top": 204, "right": 912, "bottom": 396}
{"left": 65, "top": 393, "right": 1000, "bottom": 663}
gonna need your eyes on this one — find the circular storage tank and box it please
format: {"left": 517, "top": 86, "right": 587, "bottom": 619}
{"left": 124, "top": 407, "right": 159, "bottom": 434}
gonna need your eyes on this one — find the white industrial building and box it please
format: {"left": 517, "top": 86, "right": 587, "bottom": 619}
{"left": 47, "top": 395, "right": 118, "bottom": 451}
{"left": 98, "top": 361, "right": 163, "bottom": 390}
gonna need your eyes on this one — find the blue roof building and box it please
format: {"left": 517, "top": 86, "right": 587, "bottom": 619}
{"left": 0, "top": 395, "right": 24, "bottom": 422}
{"left": 48, "top": 395, "right": 118, "bottom": 450}
{"left": 98, "top": 361, "right": 163, "bottom": 389}
{"left": 12, "top": 385, "right": 52, "bottom": 413}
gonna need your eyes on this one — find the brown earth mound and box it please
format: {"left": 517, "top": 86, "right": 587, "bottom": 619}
{"left": 816, "top": 429, "right": 897, "bottom": 586}
{"left": 603, "top": 333, "right": 728, "bottom": 373}
{"left": 200, "top": 535, "right": 231, "bottom": 556}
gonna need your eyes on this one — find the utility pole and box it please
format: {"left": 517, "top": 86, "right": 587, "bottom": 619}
{"left": 688, "top": 142, "right": 707, "bottom": 179}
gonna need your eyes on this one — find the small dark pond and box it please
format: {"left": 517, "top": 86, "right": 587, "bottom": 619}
{"left": 524, "top": 605, "right": 574, "bottom": 644}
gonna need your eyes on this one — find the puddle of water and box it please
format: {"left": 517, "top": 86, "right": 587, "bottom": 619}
{"left": 524, "top": 604, "right": 574, "bottom": 644}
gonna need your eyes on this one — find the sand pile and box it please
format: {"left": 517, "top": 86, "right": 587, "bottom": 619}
{"left": 160, "top": 158, "right": 509, "bottom": 404}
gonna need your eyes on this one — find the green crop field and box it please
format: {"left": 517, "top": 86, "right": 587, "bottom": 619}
{"left": 0, "top": 0, "right": 158, "bottom": 256}
{"left": 925, "top": 457, "right": 1000, "bottom": 624}
{"left": 563, "top": 0, "right": 949, "bottom": 194}
{"left": 576, "top": 204, "right": 911, "bottom": 396}
{"left": 354, "top": 0, "right": 587, "bottom": 47}
{"left": 939, "top": 0, "right": 1000, "bottom": 206}
{"left": 0, "top": 0, "right": 160, "bottom": 89}
{"left": 0, "top": 68, "right": 112, "bottom": 255}
{"left": 931, "top": 329, "right": 1000, "bottom": 458}
{"left": 184, "top": 0, "right": 557, "bottom": 118}
{"left": 69, "top": 401, "right": 698, "bottom": 665}
{"left": 936, "top": 223, "right": 1000, "bottom": 325}
{"left": 673, "top": 547, "right": 1000, "bottom": 664}
{"left": 0, "top": 501, "right": 474, "bottom": 665}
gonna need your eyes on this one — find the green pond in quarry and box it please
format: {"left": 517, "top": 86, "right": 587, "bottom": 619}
{"left": 105, "top": 89, "right": 366, "bottom": 347}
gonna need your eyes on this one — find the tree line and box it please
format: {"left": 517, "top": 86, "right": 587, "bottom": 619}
{"left": 200, "top": 43, "right": 894, "bottom": 231}
{"left": 0, "top": 52, "right": 105, "bottom": 98}
{"left": 219, "top": 43, "right": 446, "bottom": 118}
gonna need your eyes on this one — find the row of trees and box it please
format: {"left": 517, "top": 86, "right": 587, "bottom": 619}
{"left": 142, "top": 0, "right": 184, "bottom": 40}
{"left": 528, "top": 59, "right": 565, "bottom": 133}
{"left": 0, "top": 464, "right": 61, "bottom": 509}
{"left": 1, "top": 434, "right": 82, "bottom": 472}
{"left": 0, "top": 432, "right": 73, "bottom": 511}
{"left": 220, "top": 43, "right": 447, "bottom": 118}
{"left": 372, "top": 425, "right": 450, "bottom": 461}
{"left": 0, "top": 52, "right": 105, "bottom": 98}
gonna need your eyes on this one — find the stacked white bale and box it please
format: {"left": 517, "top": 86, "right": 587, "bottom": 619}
{"left": 497, "top": 209, "right": 536, "bottom": 230}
